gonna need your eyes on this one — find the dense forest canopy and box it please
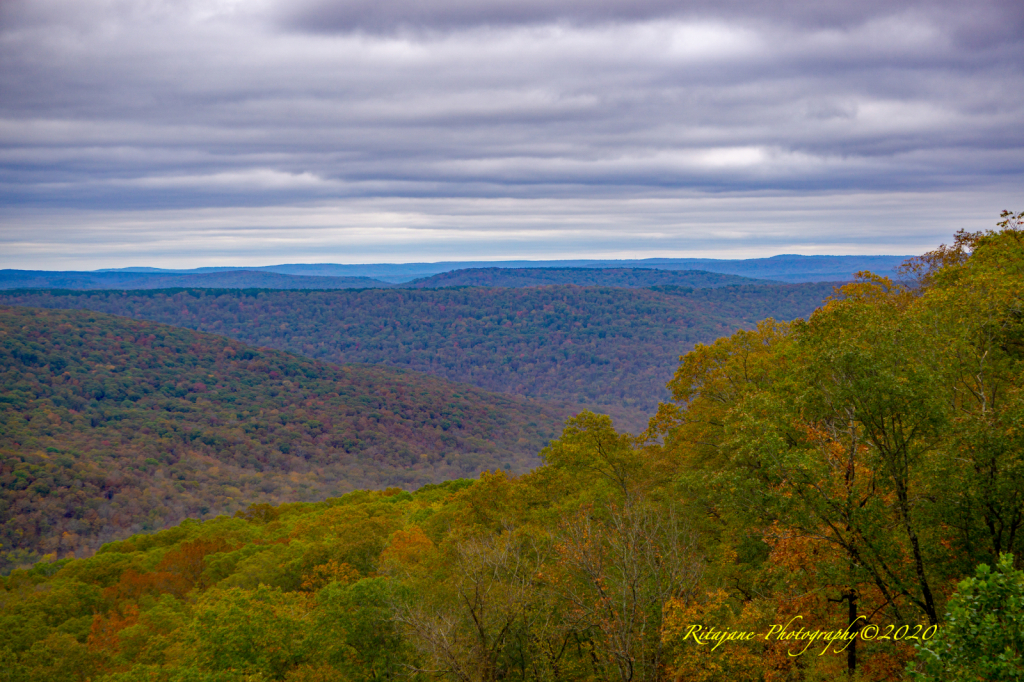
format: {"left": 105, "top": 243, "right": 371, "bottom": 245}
{"left": 1, "top": 214, "right": 1022, "bottom": 681}
{"left": 0, "top": 306, "right": 565, "bottom": 573}
{"left": 0, "top": 283, "right": 836, "bottom": 430}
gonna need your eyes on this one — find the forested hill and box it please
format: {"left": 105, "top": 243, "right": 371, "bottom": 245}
{"left": 1, "top": 283, "right": 839, "bottom": 430}
{"left": 401, "top": 267, "right": 770, "bottom": 288}
{"left": 0, "top": 269, "right": 391, "bottom": 290}
{"left": 0, "top": 306, "right": 566, "bottom": 572}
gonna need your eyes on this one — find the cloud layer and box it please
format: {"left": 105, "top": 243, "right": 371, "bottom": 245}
{"left": 1, "top": 0, "right": 1021, "bottom": 267}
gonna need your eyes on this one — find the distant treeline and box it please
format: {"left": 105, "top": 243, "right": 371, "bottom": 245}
{"left": 402, "top": 267, "right": 769, "bottom": 288}
{"left": 0, "top": 283, "right": 839, "bottom": 430}
{"left": 80, "top": 252, "right": 912, "bottom": 282}
{"left": 3, "top": 266, "right": 780, "bottom": 291}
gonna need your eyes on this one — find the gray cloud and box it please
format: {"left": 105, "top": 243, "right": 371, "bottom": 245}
{"left": 279, "top": 0, "right": 1024, "bottom": 38}
{"left": 0, "top": 0, "right": 1021, "bottom": 267}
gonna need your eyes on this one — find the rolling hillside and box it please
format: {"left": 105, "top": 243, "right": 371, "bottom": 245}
{"left": 0, "top": 306, "right": 566, "bottom": 571}
{"left": 0, "top": 283, "right": 839, "bottom": 429}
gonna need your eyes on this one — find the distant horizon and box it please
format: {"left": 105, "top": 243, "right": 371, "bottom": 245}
{"left": 0, "top": 224, "right": 940, "bottom": 272}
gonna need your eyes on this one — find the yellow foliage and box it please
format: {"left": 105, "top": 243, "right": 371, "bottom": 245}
{"left": 300, "top": 561, "right": 360, "bottom": 592}
{"left": 662, "top": 589, "right": 766, "bottom": 682}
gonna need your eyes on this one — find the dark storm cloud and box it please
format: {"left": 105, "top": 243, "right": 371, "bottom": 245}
{"left": 0, "top": 0, "right": 1021, "bottom": 268}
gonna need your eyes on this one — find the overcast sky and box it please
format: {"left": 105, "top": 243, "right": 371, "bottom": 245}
{"left": 1, "top": 0, "right": 1021, "bottom": 269}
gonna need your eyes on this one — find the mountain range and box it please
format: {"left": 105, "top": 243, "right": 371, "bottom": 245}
{"left": 2, "top": 253, "right": 911, "bottom": 290}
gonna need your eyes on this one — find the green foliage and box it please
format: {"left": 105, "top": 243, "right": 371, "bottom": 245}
{"left": 908, "top": 554, "right": 1024, "bottom": 681}
{"left": 22, "top": 631, "right": 103, "bottom": 682}
{"left": 311, "top": 578, "right": 410, "bottom": 679}
{"left": 540, "top": 411, "right": 668, "bottom": 503}
{"left": 0, "top": 486, "right": 430, "bottom": 681}
{"left": 640, "top": 215, "right": 1024, "bottom": 681}
{"left": 184, "top": 585, "right": 311, "bottom": 677}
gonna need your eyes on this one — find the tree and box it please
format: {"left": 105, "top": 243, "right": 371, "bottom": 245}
{"left": 182, "top": 585, "right": 313, "bottom": 678}
{"left": 908, "top": 553, "right": 1024, "bottom": 681}
{"left": 911, "top": 217, "right": 1024, "bottom": 567}
{"left": 309, "top": 578, "right": 413, "bottom": 681}
{"left": 551, "top": 499, "right": 703, "bottom": 682}
{"left": 389, "top": 526, "right": 549, "bottom": 682}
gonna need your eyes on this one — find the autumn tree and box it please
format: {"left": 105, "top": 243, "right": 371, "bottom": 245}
{"left": 389, "top": 525, "right": 551, "bottom": 681}
{"left": 551, "top": 500, "right": 703, "bottom": 682}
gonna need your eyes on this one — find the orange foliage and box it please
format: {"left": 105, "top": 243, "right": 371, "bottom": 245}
{"left": 380, "top": 525, "right": 436, "bottom": 568}
{"left": 662, "top": 590, "right": 769, "bottom": 682}
{"left": 102, "top": 538, "right": 238, "bottom": 603}
{"left": 156, "top": 537, "right": 238, "bottom": 587}
{"left": 87, "top": 603, "right": 140, "bottom": 654}
{"left": 103, "top": 569, "right": 192, "bottom": 602}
